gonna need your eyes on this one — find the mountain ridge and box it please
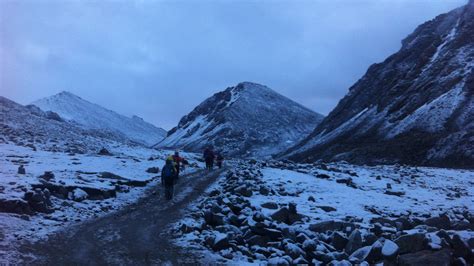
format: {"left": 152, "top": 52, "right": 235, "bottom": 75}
{"left": 156, "top": 82, "right": 324, "bottom": 157}
{"left": 284, "top": 1, "right": 474, "bottom": 167}
{"left": 32, "top": 91, "right": 167, "bottom": 146}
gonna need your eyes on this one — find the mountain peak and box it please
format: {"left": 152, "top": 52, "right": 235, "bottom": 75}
{"left": 157, "top": 82, "right": 324, "bottom": 157}
{"left": 32, "top": 92, "right": 166, "bottom": 146}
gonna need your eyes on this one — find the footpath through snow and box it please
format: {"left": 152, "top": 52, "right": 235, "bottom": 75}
{"left": 17, "top": 169, "right": 225, "bottom": 264}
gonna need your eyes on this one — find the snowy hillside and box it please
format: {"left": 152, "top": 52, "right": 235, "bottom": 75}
{"left": 0, "top": 96, "right": 133, "bottom": 153}
{"left": 156, "top": 82, "right": 324, "bottom": 158}
{"left": 32, "top": 91, "right": 166, "bottom": 146}
{"left": 285, "top": 1, "right": 474, "bottom": 167}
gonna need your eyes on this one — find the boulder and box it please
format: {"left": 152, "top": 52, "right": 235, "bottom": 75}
{"left": 18, "top": 165, "right": 26, "bottom": 175}
{"left": 317, "top": 206, "right": 337, "bottom": 212}
{"left": 398, "top": 249, "right": 452, "bottom": 266}
{"left": 349, "top": 246, "right": 371, "bottom": 263}
{"left": 284, "top": 242, "right": 306, "bottom": 260}
{"left": 384, "top": 190, "right": 405, "bottom": 197}
{"left": 212, "top": 233, "right": 230, "bottom": 251}
{"left": 98, "top": 148, "right": 112, "bottom": 156}
{"left": 424, "top": 214, "right": 451, "bottom": 230}
{"left": 70, "top": 188, "right": 88, "bottom": 202}
{"left": 395, "top": 233, "right": 427, "bottom": 254}
{"left": 452, "top": 234, "right": 472, "bottom": 261}
{"left": 146, "top": 167, "right": 160, "bottom": 174}
{"left": 332, "top": 232, "right": 349, "bottom": 251}
{"left": 310, "top": 220, "right": 355, "bottom": 233}
{"left": 235, "top": 186, "right": 253, "bottom": 197}
{"left": 39, "top": 171, "right": 55, "bottom": 181}
{"left": 345, "top": 230, "right": 363, "bottom": 255}
{"left": 0, "top": 199, "right": 33, "bottom": 215}
{"left": 381, "top": 239, "right": 399, "bottom": 259}
{"left": 261, "top": 202, "right": 278, "bottom": 210}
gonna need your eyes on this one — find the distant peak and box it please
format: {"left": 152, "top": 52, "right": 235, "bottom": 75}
{"left": 57, "top": 91, "right": 79, "bottom": 97}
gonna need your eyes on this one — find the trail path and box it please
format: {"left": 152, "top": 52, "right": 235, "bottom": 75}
{"left": 21, "top": 169, "right": 224, "bottom": 265}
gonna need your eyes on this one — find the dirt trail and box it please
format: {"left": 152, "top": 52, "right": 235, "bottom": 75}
{"left": 21, "top": 169, "right": 225, "bottom": 265}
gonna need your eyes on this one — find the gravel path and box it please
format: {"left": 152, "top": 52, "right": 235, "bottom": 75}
{"left": 20, "top": 169, "right": 225, "bottom": 265}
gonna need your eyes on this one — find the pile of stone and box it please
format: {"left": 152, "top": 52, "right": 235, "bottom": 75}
{"left": 176, "top": 161, "right": 474, "bottom": 265}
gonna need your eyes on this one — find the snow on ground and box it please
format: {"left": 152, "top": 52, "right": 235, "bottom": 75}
{"left": 0, "top": 143, "right": 202, "bottom": 264}
{"left": 253, "top": 164, "right": 473, "bottom": 222}
{"left": 173, "top": 160, "right": 474, "bottom": 264}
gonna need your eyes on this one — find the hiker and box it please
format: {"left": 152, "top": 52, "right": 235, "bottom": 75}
{"left": 203, "top": 147, "right": 215, "bottom": 170}
{"left": 216, "top": 152, "right": 224, "bottom": 169}
{"left": 161, "top": 157, "right": 177, "bottom": 200}
{"left": 172, "top": 151, "right": 185, "bottom": 179}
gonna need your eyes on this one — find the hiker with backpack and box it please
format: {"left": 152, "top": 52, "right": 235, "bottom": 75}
{"left": 172, "top": 151, "right": 186, "bottom": 180}
{"left": 216, "top": 152, "right": 224, "bottom": 169}
{"left": 161, "top": 156, "right": 177, "bottom": 200}
{"left": 203, "top": 147, "right": 215, "bottom": 170}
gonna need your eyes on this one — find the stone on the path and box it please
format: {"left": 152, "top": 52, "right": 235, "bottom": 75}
{"left": 71, "top": 188, "right": 88, "bottom": 202}
{"left": 146, "top": 167, "right": 160, "bottom": 174}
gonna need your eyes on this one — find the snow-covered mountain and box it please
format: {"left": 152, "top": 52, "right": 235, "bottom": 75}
{"left": 285, "top": 1, "right": 474, "bottom": 167}
{"left": 0, "top": 96, "right": 133, "bottom": 153}
{"left": 156, "top": 82, "right": 324, "bottom": 157}
{"left": 32, "top": 91, "right": 166, "bottom": 146}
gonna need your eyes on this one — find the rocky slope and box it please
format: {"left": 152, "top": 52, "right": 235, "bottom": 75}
{"left": 156, "top": 82, "right": 324, "bottom": 158}
{"left": 32, "top": 91, "right": 166, "bottom": 146}
{"left": 0, "top": 96, "right": 132, "bottom": 153}
{"left": 285, "top": 1, "right": 474, "bottom": 167}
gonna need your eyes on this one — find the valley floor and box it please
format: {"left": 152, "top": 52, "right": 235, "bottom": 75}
{"left": 0, "top": 143, "right": 473, "bottom": 265}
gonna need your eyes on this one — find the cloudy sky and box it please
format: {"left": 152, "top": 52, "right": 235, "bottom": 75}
{"left": 0, "top": 0, "right": 466, "bottom": 129}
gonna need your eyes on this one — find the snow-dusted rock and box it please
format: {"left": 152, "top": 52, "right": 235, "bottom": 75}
{"left": 71, "top": 188, "right": 88, "bottom": 202}
{"left": 381, "top": 239, "right": 399, "bottom": 259}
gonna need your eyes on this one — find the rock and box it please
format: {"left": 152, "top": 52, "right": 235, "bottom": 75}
{"left": 345, "top": 229, "right": 363, "bottom": 255}
{"left": 18, "top": 165, "right": 26, "bottom": 175}
{"left": 382, "top": 239, "right": 399, "bottom": 259}
{"left": 271, "top": 207, "right": 290, "bottom": 223}
{"left": 310, "top": 220, "right": 354, "bottom": 233}
{"left": 284, "top": 242, "right": 306, "bottom": 259}
{"left": 316, "top": 173, "right": 331, "bottom": 179}
{"left": 98, "top": 148, "right": 112, "bottom": 156}
{"left": 349, "top": 246, "right": 371, "bottom": 263}
{"left": 39, "top": 171, "right": 55, "bottom": 181}
{"left": 247, "top": 235, "right": 270, "bottom": 247}
{"left": 0, "top": 199, "right": 33, "bottom": 215}
{"left": 424, "top": 214, "right": 451, "bottom": 230}
{"left": 146, "top": 167, "right": 160, "bottom": 174}
{"left": 332, "top": 232, "right": 349, "bottom": 251}
{"left": 452, "top": 234, "right": 472, "bottom": 261}
{"left": 263, "top": 228, "right": 283, "bottom": 240}
{"left": 71, "top": 188, "right": 88, "bottom": 202}
{"left": 395, "top": 233, "right": 426, "bottom": 254}
{"left": 317, "top": 206, "right": 337, "bottom": 212}
{"left": 398, "top": 249, "right": 452, "bottom": 266}
{"left": 203, "top": 210, "right": 225, "bottom": 226}
{"left": 308, "top": 196, "right": 316, "bottom": 202}
{"left": 384, "top": 190, "right": 405, "bottom": 197}
{"left": 268, "top": 257, "right": 290, "bottom": 266}
{"left": 261, "top": 202, "right": 278, "bottom": 210}
{"left": 212, "top": 233, "right": 230, "bottom": 251}
{"left": 288, "top": 202, "right": 297, "bottom": 214}
{"left": 366, "top": 239, "right": 383, "bottom": 263}
{"left": 235, "top": 186, "right": 253, "bottom": 197}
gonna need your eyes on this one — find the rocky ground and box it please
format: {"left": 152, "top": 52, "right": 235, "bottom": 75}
{"left": 173, "top": 160, "right": 474, "bottom": 265}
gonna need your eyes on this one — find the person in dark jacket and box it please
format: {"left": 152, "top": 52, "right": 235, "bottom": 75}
{"left": 172, "top": 151, "right": 186, "bottom": 180}
{"left": 161, "top": 157, "right": 177, "bottom": 200}
{"left": 203, "top": 147, "right": 215, "bottom": 170}
{"left": 216, "top": 153, "right": 224, "bottom": 169}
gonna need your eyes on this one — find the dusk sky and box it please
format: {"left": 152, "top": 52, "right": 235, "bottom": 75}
{"left": 0, "top": 0, "right": 467, "bottom": 129}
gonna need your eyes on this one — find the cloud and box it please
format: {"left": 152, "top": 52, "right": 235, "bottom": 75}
{"left": 0, "top": 0, "right": 467, "bottom": 129}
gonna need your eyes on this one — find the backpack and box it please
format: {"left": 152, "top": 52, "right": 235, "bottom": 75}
{"left": 162, "top": 165, "right": 175, "bottom": 185}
